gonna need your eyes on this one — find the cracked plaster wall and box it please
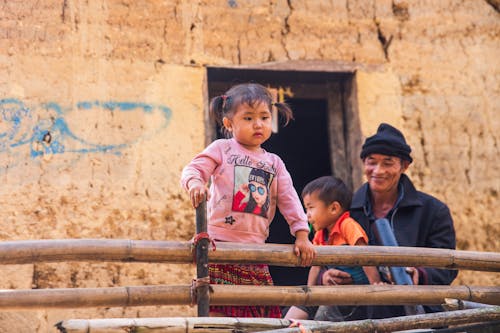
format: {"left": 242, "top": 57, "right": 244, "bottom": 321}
{"left": 0, "top": 0, "right": 498, "bottom": 331}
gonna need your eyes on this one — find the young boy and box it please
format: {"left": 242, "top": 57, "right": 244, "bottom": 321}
{"left": 284, "top": 176, "right": 380, "bottom": 321}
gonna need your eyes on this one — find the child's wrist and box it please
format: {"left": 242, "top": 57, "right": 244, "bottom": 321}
{"left": 294, "top": 229, "right": 309, "bottom": 239}
{"left": 187, "top": 178, "right": 203, "bottom": 190}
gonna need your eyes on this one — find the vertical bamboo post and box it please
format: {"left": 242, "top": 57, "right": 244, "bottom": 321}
{"left": 195, "top": 200, "right": 209, "bottom": 316}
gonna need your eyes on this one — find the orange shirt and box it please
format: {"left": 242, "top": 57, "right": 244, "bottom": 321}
{"left": 312, "top": 211, "right": 368, "bottom": 246}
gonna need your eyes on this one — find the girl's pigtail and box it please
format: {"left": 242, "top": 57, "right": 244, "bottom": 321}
{"left": 273, "top": 102, "right": 294, "bottom": 127}
{"left": 209, "top": 95, "right": 225, "bottom": 127}
{"left": 210, "top": 95, "right": 233, "bottom": 138}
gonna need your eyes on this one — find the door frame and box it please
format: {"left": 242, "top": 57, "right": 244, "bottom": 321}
{"left": 204, "top": 64, "right": 363, "bottom": 191}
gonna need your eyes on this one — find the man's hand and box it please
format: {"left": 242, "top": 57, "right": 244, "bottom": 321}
{"left": 322, "top": 268, "right": 353, "bottom": 285}
{"left": 405, "top": 267, "right": 419, "bottom": 285}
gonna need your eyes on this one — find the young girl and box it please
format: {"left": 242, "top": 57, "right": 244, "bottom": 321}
{"left": 181, "top": 83, "right": 316, "bottom": 318}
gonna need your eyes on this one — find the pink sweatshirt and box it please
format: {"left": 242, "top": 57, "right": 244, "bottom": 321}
{"left": 181, "top": 138, "right": 309, "bottom": 244}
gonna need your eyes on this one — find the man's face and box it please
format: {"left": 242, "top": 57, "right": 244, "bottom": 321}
{"left": 363, "top": 154, "right": 408, "bottom": 194}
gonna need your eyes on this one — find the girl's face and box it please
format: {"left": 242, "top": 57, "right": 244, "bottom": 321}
{"left": 222, "top": 101, "right": 272, "bottom": 152}
{"left": 363, "top": 154, "right": 409, "bottom": 195}
{"left": 249, "top": 181, "right": 268, "bottom": 206}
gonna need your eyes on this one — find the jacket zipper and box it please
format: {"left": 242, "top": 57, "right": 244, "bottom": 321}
{"left": 390, "top": 208, "right": 398, "bottom": 233}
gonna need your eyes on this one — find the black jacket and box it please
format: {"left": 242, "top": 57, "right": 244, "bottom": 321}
{"left": 350, "top": 174, "right": 458, "bottom": 318}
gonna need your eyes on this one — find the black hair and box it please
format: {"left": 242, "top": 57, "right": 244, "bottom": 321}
{"left": 301, "top": 176, "right": 352, "bottom": 211}
{"left": 209, "top": 83, "right": 294, "bottom": 138}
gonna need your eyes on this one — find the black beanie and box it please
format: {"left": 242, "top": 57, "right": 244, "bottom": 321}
{"left": 360, "top": 123, "right": 413, "bottom": 163}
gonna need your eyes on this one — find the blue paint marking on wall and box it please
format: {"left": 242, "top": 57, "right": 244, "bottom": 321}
{"left": 0, "top": 99, "right": 172, "bottom": 161}
{"left": 0, "top": 98, "right": 30, "bottom": 151}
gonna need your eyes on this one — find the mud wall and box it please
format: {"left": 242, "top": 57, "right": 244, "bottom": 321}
{"left": 0, "top": 0, "right": 498, "bottom": 331}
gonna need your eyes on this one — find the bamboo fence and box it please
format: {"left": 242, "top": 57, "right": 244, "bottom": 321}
{"left": 54, "top": 307, "right": 500, "bottom": 333}
{"left": 0, "top": 201, "right": 498, "bottom": 331}
{"left": 0, "top": 239, "right": 499, "bottom": 271}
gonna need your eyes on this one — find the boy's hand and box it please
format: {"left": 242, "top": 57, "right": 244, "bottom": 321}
{"left": 188, "top": 180, "right": 208, "bottom": 208}
{"left": 293, "top": 230, "right": 316, "bottom": 266}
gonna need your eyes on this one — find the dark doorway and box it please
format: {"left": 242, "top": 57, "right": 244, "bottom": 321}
{"left": 263, "top": 98, "right": 331, "bottom": 285}
{"left": 206, "top": 67, "right": 356, "bottom": 286}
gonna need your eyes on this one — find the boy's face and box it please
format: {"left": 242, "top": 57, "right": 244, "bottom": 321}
{"left": 303, "top": 191, "right": 338, "bottom": 232}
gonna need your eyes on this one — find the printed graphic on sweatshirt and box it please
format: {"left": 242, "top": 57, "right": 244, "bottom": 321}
{"left": 232, "top": 166, "right": 272, "bottom": 218}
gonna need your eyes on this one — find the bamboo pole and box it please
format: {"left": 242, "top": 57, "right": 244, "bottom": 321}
{"left": 443, "top": 298, "right": 497, "bottom": 310}
{"left": 54, "top": 307, "right": 500, "bottom": 333}
{"left": 261, "top": 307, "right": 500, "bottom": 333}
{"left": 55, "top": 317, "right": 293, "bottom": 333}
{"left": 207, "top": 285, "right": 500, "bottom": 306}
{"left": 0, "top": 240, "right": 499, "bottom": 271}
{"left": 0, "top": 285, "right": 191, "bottom": 309}
{"left": 1, "top": 285, "right": 499, "bottom": 309}
{"left": 0, "top": 239, "right": 193, "bottom": 264}
{"left": 195, "top": 200, "right": 209, "bottom": 316}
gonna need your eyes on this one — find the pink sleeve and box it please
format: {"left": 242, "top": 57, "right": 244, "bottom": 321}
{"left": 180, "top": 140, "right": 222, "bottom": 191}
{"left": 274, "top": 157, "right": 309, "bottom": 236}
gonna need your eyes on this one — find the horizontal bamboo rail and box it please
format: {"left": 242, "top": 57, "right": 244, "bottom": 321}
{"left": 264, "top": 307, "right": 500, "bottom": 333}
{"left": 53, "top": 307, "right": 500, "bottom": 333}
{"left": 1, "top": 284, "right": 499, "bottom": 310}
{"left": 55, "top": 317, "right": 295, "bottom": 333}
{"left": 0, "top": 239, "right": 499, "bottom": 271}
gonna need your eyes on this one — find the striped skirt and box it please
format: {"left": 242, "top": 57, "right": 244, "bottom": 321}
{"left": 209, "top": 263, "right": 282, "bottom": 318}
